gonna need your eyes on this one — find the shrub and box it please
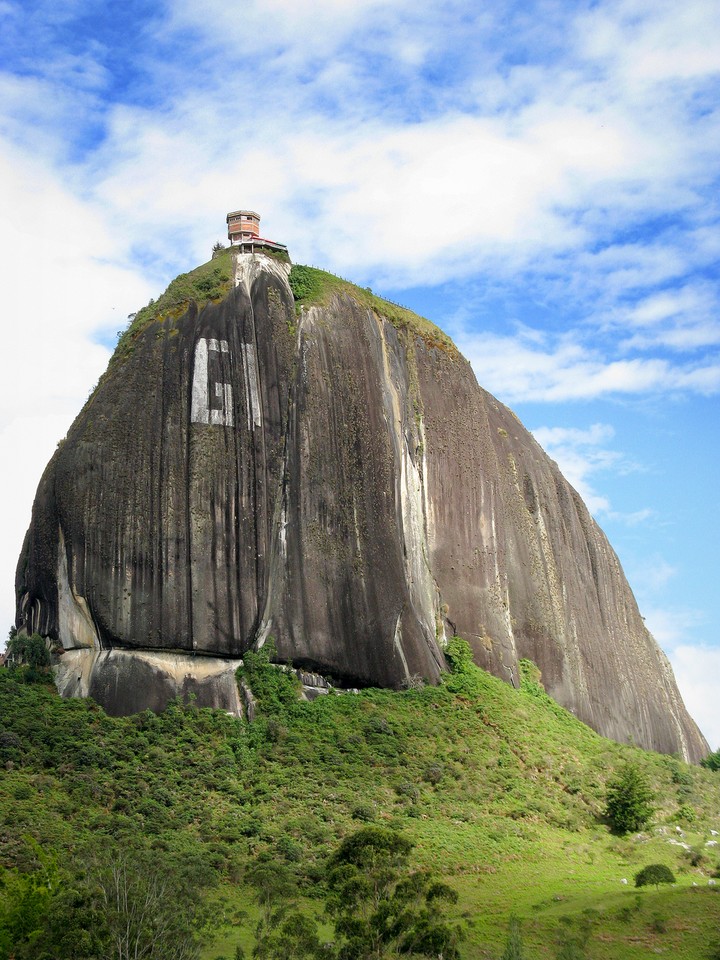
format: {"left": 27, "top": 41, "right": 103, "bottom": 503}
{"left": 501, "top": 915, "right": 525, "bottom": 959}
{"left": 6, "top": 632, "right": 51, "bottom": 670}
{"left": 288, "top": 265, "right": 326, "bottom": 304}
{"left": 604, "top": 764, "right": 654, "bottom": 833}
{"left": 423, "top": 762, "right": 444, "bottom": 784}
{"left": 276, "top": 835, "right": 302, "bottom": 863}
{"left": 395, "top": 781, "right": 420, "bottom": 802}
{"left": 701, "top": 748, "right": 720, "bottom": 772}
{"left": 672, "top": 803, "right": 696, "bottom": 824}
{"left": 444, "top": 636, "right": 474, "bottom": 674}
{"left": 682, "top": 847, "right": 706, "bottom": 868}
{"left": 670, "top": 763, "right": 693, "bottom": 786}
{"left": 635, "top": 863, "right": 675, "bottom": 889}
{"left": 326, "top": 827, "right": 463, "bottom": 960}
{"left": 237, "top": 640, "right": 300, "bottom": 715}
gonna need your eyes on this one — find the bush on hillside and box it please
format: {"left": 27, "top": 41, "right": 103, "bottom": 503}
{"left": 501, "top": 915, "right": 525, "bottom": 960}
{"left": 635, "top": 863, "right": 675, "bottom": 889}
{"left": 237, "top": 639, "right": 300, "bottom": 715}
{"left": 444, "top": 636, "right": 474, "bottom": 674}
{"left": 326, "top": 827, "right": 464, "bottom": 960}
{"left": 5, "top": 632, "right": 51, "bottom": 670}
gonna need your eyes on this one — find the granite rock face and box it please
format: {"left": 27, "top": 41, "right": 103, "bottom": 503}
{"left": 16, "top": 253, "right": 708, "bottom": 759}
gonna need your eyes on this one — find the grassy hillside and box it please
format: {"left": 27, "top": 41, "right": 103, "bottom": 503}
{"left": 1, "top": 650, "right": 718, "bottom": 959}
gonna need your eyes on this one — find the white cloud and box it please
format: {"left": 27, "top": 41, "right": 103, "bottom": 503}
{"left": 626, "top": 286, "right": 709, "bottom": 327}
{"left": 455, "top": 320, "right": 720, "bottom": 404}
{"left": 531, "top": 423, "right": 621, "bottom": 515}
{"left": 643, "top": 605, "right": 706, "bottom": 649}
{"left": 35, "top": 0, "right": 709, "bottom": 300}
{"left": 617, "top": 283, "right": 720, "bottom": 352}
{"left": 578, "top": 0, "right": 720, "bottom": 84}
{"left": 0, "top": 138, "right": 153, "bottom": 640}
{"left": 627, "top": 557, "right": 678, "bottom": 594}
{"left": 666, "top": 643, "right": 720, "bottom": 751}
{"left": 636, "top": 602, "right": 717, "bottom": 748}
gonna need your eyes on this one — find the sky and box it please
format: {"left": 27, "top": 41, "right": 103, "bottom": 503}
{"left": 0, "top": 0, "right": 718, "bottom": 749}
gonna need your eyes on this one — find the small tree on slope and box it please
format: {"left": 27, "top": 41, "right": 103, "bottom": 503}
{"left": 501, "top": 915, "right": 525, "bottom": 960}
{"left": 325, "top": 827, "right": 464, "bottom": 960}
{"left": 635, "top": 864, "right": 675, "bottom": 890}
{"left": 604, "top": 764, "right": 654, "bottom": 833}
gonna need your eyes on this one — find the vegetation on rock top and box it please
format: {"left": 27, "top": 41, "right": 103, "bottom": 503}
{"left": 111, "top": 248, "right": 235, "bottom": 367}
{"left": 108, "top": 255, "right": 458, "bottom": 379}
{"left": 288, "top": 264, "right": 459, "bottom": 356}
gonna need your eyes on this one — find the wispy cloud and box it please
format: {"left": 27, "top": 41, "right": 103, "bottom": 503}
{"left": 528, "top": 422, "right": 651, "bottom": 520}
{"left": 456, "top": 324, "right": 720, "bottom": 404}
{"left": 665, "top": 642, "right": 719, "bottom": 750}
{"left": 0, "top": 136, "right": 153, "bottom": 639}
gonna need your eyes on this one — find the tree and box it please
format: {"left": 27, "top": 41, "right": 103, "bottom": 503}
{"left": 501, "top": 915, "right": 525, "bottom": 960}
{"left": 634, "top": 864, "right": 675, "bottom": 890}
{"left": 239, "top": 639, "right": 300, "bottom": 715}
{"left": 0, "top": 868, "right": 53, "bottom": 959}
{"left": 553, "top": 912, "right": 596, "bottom": 960}
{"left": 247, "top": 859, "right": 299, "bottom": 957}
{"left": 247, "top": 857, "right": 327, "bottom": 960}
{"left": 6, "top": 633, "right": 51, "bottom": 670}
{"left": 89, "top": 849, "right": 212, "bottom": 960}
{"left": 253, "top": 913, "right": 325, "bottom": 960}
{"left": 604, "top": 764, "right": 654, "bottom": 833}
{"left": 700, "top": 748, "right": 720, "bottom": 772}
{"left": 325, "top": 827, "right": 463, "bottom": 960}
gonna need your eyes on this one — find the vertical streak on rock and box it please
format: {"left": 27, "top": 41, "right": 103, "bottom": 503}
{"left": 240, "top": 344, "right": 261, "bottom": 430}
{"left": 375, "top": 318, "right": 441, "bottom": 669}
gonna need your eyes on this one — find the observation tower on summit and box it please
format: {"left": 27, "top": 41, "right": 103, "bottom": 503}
{"left": 226, "top": 209, "right": 289, "bottom": 257}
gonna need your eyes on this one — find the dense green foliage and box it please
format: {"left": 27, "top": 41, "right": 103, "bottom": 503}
{"left": 326, "top": 826, "right": 463, "bottom": 960}
{"left": 701, "top": 748, "right": 720, "bottom": 772}
{"left": 287, "top": 264, "right": 458, "bottom": 354}
{"left": 604, "top": 764, "right": 655, "bottom": 833}
{"left": 444, "top": 636, "right": 475, "bottom": 674}
{"left": 634, "top": 864, "right": 676, "bottom": 889}
{"left": 0, "top": 673, "right": 239, "bottom": 958}
{"left": 236, "top": 640, "right": 301, "bottom": 714}
{"left": 1, "top": 656, "right": 719, "bottom": 959}
{"left": 288, "top": 264, "right": 330, "bottom": 305}
{"left": 4, "top": 633, "right": 52, "bottom": 683}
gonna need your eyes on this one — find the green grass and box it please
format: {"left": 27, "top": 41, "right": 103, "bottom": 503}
{"left": 111, "top": 247, "right": 235, "bottom": 367}
{"left": 288, "top": 263, "right": 459, "bottom": 356}
{"left": 107, "top": 255, "right": 457, "bottom": 384}
{"left": 1, "top": 658, "right": 718, "bottom": 958}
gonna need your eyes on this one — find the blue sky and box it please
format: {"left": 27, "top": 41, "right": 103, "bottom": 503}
{"left": 1, "top": 0, "right": 718, "bottom": 748}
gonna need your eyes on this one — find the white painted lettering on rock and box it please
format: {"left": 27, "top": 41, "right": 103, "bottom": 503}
{"left": 191, "top": 338, "right": 234, "bottom": 426}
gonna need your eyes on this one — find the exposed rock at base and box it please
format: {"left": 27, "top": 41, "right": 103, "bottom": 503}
{"left": 54, "top": 648, "right": 244, "bottom": 717}
{"left": 16, "top": 253, "right": 708, "bottom": 761}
